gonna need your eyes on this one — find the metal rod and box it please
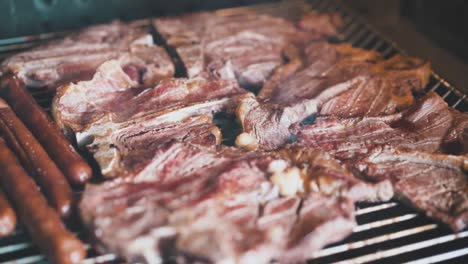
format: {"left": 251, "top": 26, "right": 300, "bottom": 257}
{"left": 404, "top": 247, "right": 468, "bottom": 264}
{"left": 335, "top": 230, "right": 468, "bottom": 264}
{"left": 353, "top": 214, "right": 418, "bottom": 233}
{"left": 311, "top": 224, "right": 437, "bottom": 259}
{"left": 355, "top": 202, "right": 397, "bottom": 215}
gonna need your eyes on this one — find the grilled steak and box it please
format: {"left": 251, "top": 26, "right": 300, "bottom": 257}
{"left": 53, "top": 59, "right": 247, "bottom": 177}
{"left": 80, "top": 141, "right": 356, "bottom": 263}
{"left": 1, "top": 21, "right": 174, "bottom": 91}
{"left": 443, "top": 110, "right": 468, "bottom": 155}
{"left": 85, "top": 115, "right": 222, "bottom": 177}
{"left": 259, "top": 42, "right": 430, "bottom": 112}
{"left": 236, "top": 42, "right": 430, "bottom": 151}
{"left": 235, "top": 76, "right": 366, "bottom": 151}
{"left": 258, "top": 42, "right": 382, "bottom": 102}
{"left": 319, "top": 54, "right": 430, "bottom": 117}
{"left": 276, "top": 146, "right": 393, "bottom": 202}
{"left": 357, "top": 147, "right": 468, "bottom": 231}
{"left": 294, "top": 92, "right": 468, "bottom": 159}
{"left": 153, "top": 12, "right": 341, "bottom": 91}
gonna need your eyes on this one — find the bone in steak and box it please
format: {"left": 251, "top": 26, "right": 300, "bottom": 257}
{"left": 294, "top": 92, "right": 468, "bottom": 160}
{"left": 80, "top": 141, "right": 356, "bottom": 263}
{"left": 275, "top": 146, "right": 393, "bottom": 202}
{"left": 0, "top": 21, "right": 174, "bottom": 91}
{"left": 357, "top": 147, "right": 468, "bottom": 231}
{"left": 53, "top": 58, "right": 248, "bottom": 177}
{"left": 235, "top": 42, "right": 431, "bottom": 151}
{"left": 153, "top": 12, "right": 341, "bottom": 91}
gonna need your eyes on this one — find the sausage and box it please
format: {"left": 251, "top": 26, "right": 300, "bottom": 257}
{"left": 0, "top": 76, "right": 92, "bottom": 185}
{"left": 0, "top": 98, "right": 73, "bottom": 217}
{"left": 0, "top": 137, "right": 86, "bottom": 264}
{"left": 0, "top": 190, "right": 16, "bottom": 237}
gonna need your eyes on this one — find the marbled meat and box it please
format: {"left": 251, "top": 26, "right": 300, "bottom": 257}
{"left": 1, "top": 21, "right": 174, "bottom": 90}
{"left": 153, "top": 12, "right": 342, "bottom": 91}
{"left": 80, "top": 141, "right": 356, "bottom": 263}
{"left": 53, "top": 58, "right": 247, "bottom": 177}
{"left": 236, "top": 42, "right": 430, "bottom": 151}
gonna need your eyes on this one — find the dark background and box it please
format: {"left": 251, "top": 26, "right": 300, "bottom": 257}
{"left": 0, "top": 0, "right": 270, "bottom": 38}
{"left": 350, "top": 0, "right": 468, "bottom": 64}
{"left": 349, "top": 0, "right": 468, "bottom": 93}
{"left": 1, "top": 0, "right": 468, "bottom": 91}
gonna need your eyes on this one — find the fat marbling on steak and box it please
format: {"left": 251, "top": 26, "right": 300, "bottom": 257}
{"left": 80, "top": 141, "right": 356, "bottom": 263}
{"left": 53, "top": 58, "right": 247, "bottom": 177}
{"left": 276, "top": 146, "right": 393, "bottom": 202}
{"left": 1, "top": 21, "right": 174, "bottom": 90}
{"left": 294, "top": 92, "right": 468, "bottom": 230}
{"left": 235, "top": 42, "right": 431, "bottom": 151}
{"left": 153, "top": 12, "right": 342, "bottom": 91}
{"left": 294, "top": 92, "right": 468, "bottom": 160}
{"left": 357, "top": 146, "right": 468, "bottom": 231}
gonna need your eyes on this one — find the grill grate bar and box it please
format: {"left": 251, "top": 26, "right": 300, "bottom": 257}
{"left": 2, "top": 246, "right": 114, "bottom": 264}
{"left": 429, "top": 81, "right": 442, "bottom": 92}
{"left": 442, "top": 90, "right": 452, "bottom": 99}
{"left": 3, "top": 213, "right": 431, "bottom": 263}
{"left": 348, "top": 27, "right": 369, "bottom": 45}
{"left": 452, "top": 94, "right": 467, "bottom": 108}
{"left": 352, "top": 214, "right": 418, "bottom": 233}
{"left": 311, "top": 224, "right": 437, "bottom": 259}
{"left": 82, "top": 253, "right": 117, "bottom": 264}
{"left": 354, "top": 32, "right": 376, "bottom": 48}
{"left": 0, "top": 228, "right": 84, "bottom": 250}
{"left": 0, "top": 32, "right": 66, "bottom": 46}
{"left": 335, "top": 230, "right": 468, "bottom": 264}
{"left": 10, "top": 255, "right": 44, "bottom": 264}
{"left": 0, "top": 241, "right": 90, "bottom": 256}
{"left": 404, "top": 247, "right": 468, "bottom": 264}
{"left": 370, "top": 38, "right": 385, "bottom": 51}
{"left": 341, "top": 21, "right": 360, "bottom": 39}
{"left": 0, "top": 242, "right": 31, "bottom": 255}
{"left": 355, "top": 202, "right": 398, "bottom": 215}
{"left": 381, "top": 45, "right": 394, "bottom": 57}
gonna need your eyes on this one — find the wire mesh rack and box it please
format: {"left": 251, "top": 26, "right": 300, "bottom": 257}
{"left": 0, "top": 0, "right": 467, "bottom": 263}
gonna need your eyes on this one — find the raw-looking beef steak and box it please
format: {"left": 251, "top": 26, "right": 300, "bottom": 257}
{"left": 53, "top": 59, "right": 247, "bottom": 177}
{"left": 235, "top": 42, "right": 430, "bottom": 151}
{"left": 153, "top": 12, "right": 342, "bottom": 91}
{"left": 294, "top": 92, "right": 468, "bottom": 160}
{"left": 1, "top": 21, "right": 174, "bottom": 91}
{"left": 80, "top": 142, "right": 356, "bottom": 263}
{"left": 357, "top": 147, "right": 468, "bottom": 231}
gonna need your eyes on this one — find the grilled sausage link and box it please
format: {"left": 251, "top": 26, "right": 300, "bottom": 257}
{"left": 0, "top": 138, "right": 86, "bottom": 264}
{"left": 0, "top": 98, "right": 73, "bottom": 217}
{"left": 0, "top": 190, "right": 16, "bottom": 237}
{"left": 1, "top": 76, "right": 92, "bottom": 185}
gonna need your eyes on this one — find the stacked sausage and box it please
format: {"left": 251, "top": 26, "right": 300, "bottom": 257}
{"left": 0, "top": 76, "right": 90, "bottom": 263}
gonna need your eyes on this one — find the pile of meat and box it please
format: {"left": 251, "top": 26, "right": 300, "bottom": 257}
{"left": 5, "top": 8, "right": 467, "bottom": 264}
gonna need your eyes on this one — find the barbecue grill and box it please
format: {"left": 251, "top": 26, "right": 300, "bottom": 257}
{"left": 0, "top": 0, "right": 467, "bottom": 263}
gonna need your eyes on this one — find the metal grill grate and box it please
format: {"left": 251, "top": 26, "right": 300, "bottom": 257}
{"left": 0, "top": 0, "right": 467, "bottom": 263}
